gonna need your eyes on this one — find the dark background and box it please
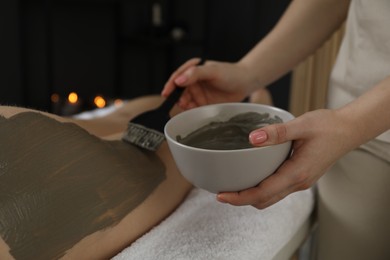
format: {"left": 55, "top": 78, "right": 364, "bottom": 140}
{"left": 0, "top": 0, "right": 291, "bottom": 115}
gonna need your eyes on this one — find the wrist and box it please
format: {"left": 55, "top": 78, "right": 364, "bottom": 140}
{"left": 335, "top": 76, "right": 390, "bottom": 145}
{"left": 333, "top": 107, "right": 372, "bottom": 150}
{"left": 236, "top": 59, "right": 264, "bottom": 94}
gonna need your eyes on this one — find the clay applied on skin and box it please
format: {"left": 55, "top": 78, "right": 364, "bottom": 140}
{"left": 177, "top": 112, "right": 282, "bottom": 150}
{"left": 0, "top": 112, "right": 165, "bottom": 259}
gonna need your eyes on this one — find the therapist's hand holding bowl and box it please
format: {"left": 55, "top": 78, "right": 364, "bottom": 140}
{"left": 164, "top": 103, "right": 294, "bottom": 194}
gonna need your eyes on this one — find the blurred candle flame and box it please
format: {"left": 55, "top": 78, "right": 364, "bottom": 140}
{"left": 68, "top": 92, "right": 78, "bottom": 104}
{"left": 51, "top": 93, "right": 60, "bottom": 103}
{"left": 94, "top": 95, "right": 106, "bottom": 108}
{"left": 114, "top": 99, "right": 123, "bottom": 107}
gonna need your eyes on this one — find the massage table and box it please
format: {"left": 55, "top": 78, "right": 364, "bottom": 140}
{"left": 76, "top": 106, "right": 316, "bottom": 260}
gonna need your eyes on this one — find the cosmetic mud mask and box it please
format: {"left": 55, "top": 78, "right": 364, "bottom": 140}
{"left": 177, "top": 112, "right": 282, "bottom": 150}
{"left": 0, "top": 112, "right": 165, "bottom": 259}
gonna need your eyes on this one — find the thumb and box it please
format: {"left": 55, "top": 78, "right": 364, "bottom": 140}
{"left": 249, "top": 121, "right": 296, "bottom": 146}
{"left": 161, "top": 58, "right": 201, "bottom": 97}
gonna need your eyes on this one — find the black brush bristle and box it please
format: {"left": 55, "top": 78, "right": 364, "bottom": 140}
{"left": 122, "top": 88, "right": 184, "bottom": 151}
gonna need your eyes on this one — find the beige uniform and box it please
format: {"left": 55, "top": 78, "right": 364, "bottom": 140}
{"left": 317, "top": 0, "right": 390, "bottom": 259}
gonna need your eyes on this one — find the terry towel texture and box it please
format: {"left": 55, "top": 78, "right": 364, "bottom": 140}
{"left": 113, "top": 188, "right": 314, "bottom": 260}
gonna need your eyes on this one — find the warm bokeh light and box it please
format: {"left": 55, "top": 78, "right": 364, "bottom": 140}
{"left": 94, "top": 95, "right": 106, "bottom": 108}
{"left": 68, "top": 92, "right": 78, "bottom": 104}
{"left": 51, "top": 93, "right": 60, "bottom": 103}
{"left": 114, "top": 99, "right": 123, "bottom": 107}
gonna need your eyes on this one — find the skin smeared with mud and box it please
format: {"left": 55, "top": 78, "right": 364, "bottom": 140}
{"left": 0, "top": 112, "right": 166, "bottom": 259}
{"left": 177, "top": 112, "right": 283, "bottom": 150}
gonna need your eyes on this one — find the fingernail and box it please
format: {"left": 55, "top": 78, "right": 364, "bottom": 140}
{"left": 249, "top": 130, "right": 267, "bottom": 144}
{"left": 216, "top": 194, "right": 227, "bottom": 203}
{"left": 174, "top": 75, "right": 188, "bottom": 85}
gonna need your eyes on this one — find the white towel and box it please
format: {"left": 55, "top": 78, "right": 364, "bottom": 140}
{"left": 74, "top": 106, "right": 314, "bottom": 260}
{"left": 113, "top": 188, "right": 314, "bottom": 260}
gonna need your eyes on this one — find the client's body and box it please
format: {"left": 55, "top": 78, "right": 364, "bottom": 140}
{"left": 0, "top": 95, "right": 192, "bottom": 259}
{"left": 0, "top": 90, "right": 272, "bottom": 259}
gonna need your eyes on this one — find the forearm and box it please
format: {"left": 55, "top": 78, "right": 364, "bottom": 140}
{"left": 337, "top": 76, "right": 390, "bottom": 148}
{"left": 71, "top": 95, "right": 165, "bottom": 137}
{"left": 239, "top": 0, "right": 350, "bottom": 91}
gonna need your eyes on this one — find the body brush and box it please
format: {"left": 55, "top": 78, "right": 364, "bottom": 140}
{"left": 122, "top": 87, "right": 184, "bottom": 151}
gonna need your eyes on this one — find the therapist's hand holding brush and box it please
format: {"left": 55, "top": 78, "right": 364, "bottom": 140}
{"left": 162, "top": 58, "right": 252, "bottom": 109}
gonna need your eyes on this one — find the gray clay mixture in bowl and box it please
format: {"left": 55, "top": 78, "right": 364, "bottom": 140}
{"left": 176, "top": 112, "right": 282, "bottom": 150}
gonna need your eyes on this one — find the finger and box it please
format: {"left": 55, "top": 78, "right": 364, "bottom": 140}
{"left": 177, "top": 85, "right": 203, "bottom": 109}
{"left": 177, "top": 81, "right": 209, "bottom": 109}
{"left": 161, "top": 57, "right": 201, "bottom": 97}
{"left": 186, "top": 101, "right": 198, "bottom": 110}
{"left": 186, "top": 84, "right": 209, "bottom": 107}
{"left": 216, "top": 179, "right": 292, "bottom": 209}
{"left": 217, "top": 171, "right": 293, "bottom": 208}
{"left": 249, "top": 118, "right": 302, "bottom": 147}
{"left": 176, "top": 90, "right": 191, "bottom": 109}
{"left": 217, "top": 155, "right": 311, "bottom": 208}
{"left": 176, "top": 62, "right": 218, "bottom": 87}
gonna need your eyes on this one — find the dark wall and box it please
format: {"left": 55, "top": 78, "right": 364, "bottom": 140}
{"left": 0, "top": 0, "right": 24, "bottom": 106}
{"left": 204, "top": 0, "right": 291, "bottom": 109}
{"left": 0, "top": 0, "right": 291, "bottom": 113}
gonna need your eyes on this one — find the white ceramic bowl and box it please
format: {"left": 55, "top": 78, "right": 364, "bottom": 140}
{"left": 164, "top": 103, "right": 294, "bottom": 193}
